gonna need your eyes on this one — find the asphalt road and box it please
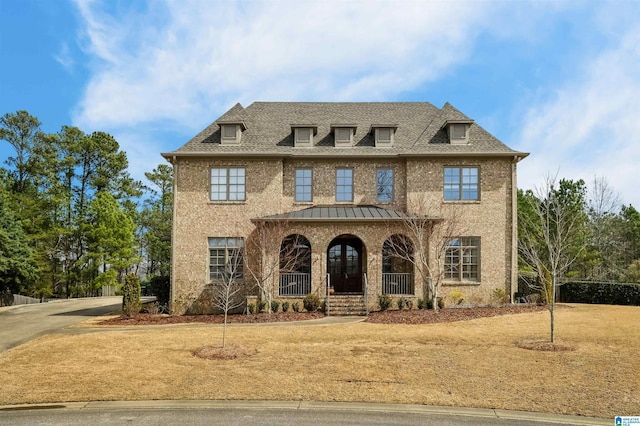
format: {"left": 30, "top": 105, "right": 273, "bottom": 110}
{"left": 0, "top": 402, "right": 610, "bottom": 426}
{"left": 0, "top": 297, "right": 123, "bottom": 352}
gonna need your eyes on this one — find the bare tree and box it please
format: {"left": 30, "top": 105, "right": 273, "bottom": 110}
{"left": 246, "top": 220, "right": 308, "bottom": 312}
{"left": 210, "top": 249, "right": 245, "bottom": 348}
{"left": 386, "top": 197, "right": 465, "bottom": 312}
{"left": 519, "top": 173, "right": 585, "bottom": 342}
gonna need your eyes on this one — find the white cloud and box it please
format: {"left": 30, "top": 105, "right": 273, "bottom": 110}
{"left": 54, "top": 42, "right": 74, "bottom": 72}
{"left": 71, "top": 0, "right": 504, "bottom": 131}
{"left": 516, "top": 22, "right": 640, "bottom": 208}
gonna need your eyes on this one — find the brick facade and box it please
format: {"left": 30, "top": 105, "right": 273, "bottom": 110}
{"left": 170, "top": 155, "right": 518, "bottom": 313}
{"left": 164, "top": 102, "right": 526, "bottom": 314}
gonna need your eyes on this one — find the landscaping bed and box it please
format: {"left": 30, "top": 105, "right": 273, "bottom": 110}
{"left": 100, "top": 304, "right": 548, "bottom": 326}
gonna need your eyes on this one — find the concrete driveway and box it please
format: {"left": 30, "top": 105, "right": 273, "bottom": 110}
{"left": 0, "top": 297, "right": 123, "bottom": 352}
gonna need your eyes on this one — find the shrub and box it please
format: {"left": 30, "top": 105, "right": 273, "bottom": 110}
{"left": 449, "top": 290, "right": 465, "bottom": 305}
{"left": 426, "top": 298, "right": 434, "bottom": 310}
{"left": 405, "top": 298, "right": 414, "bottom": 310}
{"left": 282, "top": 301, "right": 290, "bottom": 312}
{"left": 292, "top": 301, "right": 301, "bottom": 313}
{"left": 437, "top": 297, "right": 445, "bottom": 310}
{"left": 247, "top": 303, "right": 255, "bottom": 314}
{"left": 258, "top": 300, "right": 267, "bottom": 313}
{"left": 417, "top": 297, "right": 425, "bottom": 310}
{"left": 271, "top": 300, "right": 281, "bottom": 313}
{"left": 491, "top": 288, "right": 509, "bottom": 305}
{"left": 122, "top": 273, "right": 141, "bottom": 317}
{"left": 378, "top": 294, "right": 392, "bottom": 311}
{"left": 303, "top": 293, "right": 321, "bottom": 312}
{"left": 558, "top": 281, "right": 640, "bottom": 306}
{"left": 396, "top": 296, "right": 406, "bottom": 310}
{"left": 143, "top": 301, "right": 161, "bottom": 315}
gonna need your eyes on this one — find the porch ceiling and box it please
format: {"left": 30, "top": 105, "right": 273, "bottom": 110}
{"left": 252, "top": 205, "right": 439, "bottom": 223}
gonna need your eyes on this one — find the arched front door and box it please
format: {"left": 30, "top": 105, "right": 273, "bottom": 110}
{"left": 327, "top": 235, "right": 364, "bottom": 293}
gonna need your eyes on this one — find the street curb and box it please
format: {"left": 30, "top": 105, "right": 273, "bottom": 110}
{"left": 0, "top": 400, "right": 610, "bottom": 425}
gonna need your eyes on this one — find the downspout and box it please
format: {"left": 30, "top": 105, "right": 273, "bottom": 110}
{"left": 170, "top": 156, "right": 178, "bottom": 312}
{"left": 511, "top": 155, "right": 519, "bottom": 302}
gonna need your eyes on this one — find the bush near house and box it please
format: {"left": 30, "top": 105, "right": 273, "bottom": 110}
{"left": 559, "top": 281, "right": 640, "bottom": 306}
{"left": 303, "top": 293, "right": 320, "bottom": 312}
{"left": 122, "top": 274, "right": 142, "bottom": 316}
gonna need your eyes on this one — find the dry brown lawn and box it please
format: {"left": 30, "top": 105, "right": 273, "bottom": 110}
{"left": 0, "top": 304, "right": 638, "bottom": 418}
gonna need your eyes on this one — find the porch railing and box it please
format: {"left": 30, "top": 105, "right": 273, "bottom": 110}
{"left": 279, "top": 273, "right": 311, "bottom": 296}
{"left": 382, "top": 273, "right": 414, "bottom": 295}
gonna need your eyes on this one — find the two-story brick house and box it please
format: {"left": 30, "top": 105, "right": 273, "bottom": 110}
{"left": 162, "top": 102, "right": 528, "bottom": 314}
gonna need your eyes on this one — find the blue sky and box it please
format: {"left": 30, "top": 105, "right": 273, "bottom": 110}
{"left": 1, "top": 0, "right": 639, "bottom": 208}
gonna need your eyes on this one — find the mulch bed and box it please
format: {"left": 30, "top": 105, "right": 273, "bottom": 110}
{"left": 366, "top": 304, "right": 549, "bottom": 324}
{"left": 100, "top": 304, "right": 550, "bottom": 326}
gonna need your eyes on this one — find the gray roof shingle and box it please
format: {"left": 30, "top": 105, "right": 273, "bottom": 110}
{"left": 163, "top": 102, "right": 527, "bottom": 158}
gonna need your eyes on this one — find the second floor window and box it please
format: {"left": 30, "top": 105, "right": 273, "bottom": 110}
{"left": 295, "top": 169, "right": 312, "bottom": 202}
{"left": 444, "top": 167, "right": 479, "bottom": 201}
{"left": 377, "top": 169, "right": 393, "bottom": 202}
{"left": 210, "top": 167, "right": 245, "bottom": 201}
{"left": 336, "top": 169, "right": 353, "bottom": 202}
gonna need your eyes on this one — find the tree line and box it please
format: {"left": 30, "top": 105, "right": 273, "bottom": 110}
{"left": 2, "top": 109, "right": 639, "bottom": 304}
{"left": 518, "top": 176, "right": 640, "bottom": 286}
{"left": 0, "top": 110, "right": 171, "bottom": 301}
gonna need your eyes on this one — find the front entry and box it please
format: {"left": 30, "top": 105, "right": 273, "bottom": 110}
{"left": 327, "top": 235, "right": 365, "bottom": 293}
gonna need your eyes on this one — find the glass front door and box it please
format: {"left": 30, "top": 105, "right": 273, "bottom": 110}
{"left": 328, "top": 237, "right": 363, "bottom": 293}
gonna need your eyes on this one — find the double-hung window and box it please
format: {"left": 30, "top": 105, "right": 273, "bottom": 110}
{"left": 444, "top": 237, "right": 480, "bottom": 281}
{"left": 295, "top": 169, "right": 312, "bottom": 202}
{"left": 210, "top": 167, "right": 245, "bottom": 201}
{"left": 444, "top": 167, "right": 479, "bottom": 201}
{"left": 209, "top": 237, "right": 244, "bottom": 281}
{"left": 336, "top": 169, "right": 353, "bottom": 202}
{"left": 377, "top": 169, "right": 393, "bottom": 202}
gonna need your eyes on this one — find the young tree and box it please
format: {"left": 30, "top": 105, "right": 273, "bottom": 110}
{"left": 210, "top": 250, "right": 245, "bottom": 348}
{"left": 245, "top": 220, "right": 301, "bottom": 311}
{"left": 518, "top": 174, "right": 587, "bottom": 343}
{"left": 385, "top": 197, "right": 465, "bottom": 312}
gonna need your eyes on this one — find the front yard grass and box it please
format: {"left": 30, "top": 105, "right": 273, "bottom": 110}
{"left": 0, "top": 304, "right": 638, "bottom": 418}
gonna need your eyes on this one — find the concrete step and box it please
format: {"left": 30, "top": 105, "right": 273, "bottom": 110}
{"left": 326, "top": 295, "right": 367, "bottom": 316}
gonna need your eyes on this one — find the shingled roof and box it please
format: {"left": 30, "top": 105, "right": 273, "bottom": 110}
{"left": 162, "top": 102, "right": 528, "bottom": 158}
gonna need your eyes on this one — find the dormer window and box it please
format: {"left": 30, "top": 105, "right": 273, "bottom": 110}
{"left": 331, "top": 124, "right": 356, "bottom": 147}
{"left": 444, "top": 120, "right": 473, "bottom": 145}
{"left": 370, "top": 124, "right": 397, "bottom": 147}
{"left": 291, "top": 125, "right": 318, "bottom": 148}
{"left": 217, "top": 120, "right": 246, "bottom": 145}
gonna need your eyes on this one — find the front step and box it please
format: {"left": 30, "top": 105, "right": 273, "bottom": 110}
{"left": 327, "top": 294, "right": 367, "bottom": 316}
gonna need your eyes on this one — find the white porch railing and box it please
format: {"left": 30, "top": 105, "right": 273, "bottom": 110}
{"left": 279, "top": 273, "right": 311, "bottom": 296}
{"left": 382, "top": 273, "right": 414, "bottom": 295}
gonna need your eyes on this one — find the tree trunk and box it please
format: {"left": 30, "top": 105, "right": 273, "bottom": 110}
{"left": 222, "top": 311, "right": 227, "bottom": 348}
